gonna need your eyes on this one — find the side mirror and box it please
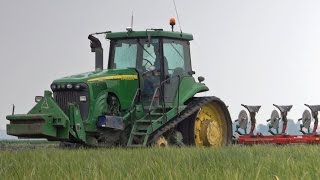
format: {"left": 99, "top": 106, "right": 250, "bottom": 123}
{"left": 35, "top": 96, "right": 43, "bottom": 103}
{"left": 198, "top": 76, "right": 205, "bottom": 83}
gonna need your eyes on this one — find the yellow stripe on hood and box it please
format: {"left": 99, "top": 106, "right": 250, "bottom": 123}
{"left": 88, "top": 75, "right": 138, "bottom": 82}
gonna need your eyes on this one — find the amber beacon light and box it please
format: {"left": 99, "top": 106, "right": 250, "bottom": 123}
{"left": 170, "top": 18, "right": 176, "bottom": 32}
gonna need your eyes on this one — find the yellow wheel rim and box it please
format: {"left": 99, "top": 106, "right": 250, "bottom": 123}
{"left": 154, "top": 136, "right": 168, "bottom": 147}
{"left": 194, "top": 102, "right": 227, "bottom": 147}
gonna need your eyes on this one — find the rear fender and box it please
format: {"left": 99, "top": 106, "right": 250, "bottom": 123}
{"left": 177, "top": 76, "right": 209, "bottom": 105}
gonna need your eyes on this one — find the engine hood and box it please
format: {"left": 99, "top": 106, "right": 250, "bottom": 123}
{"left": 52, "top": 69, "right": 138, "bottom": 84}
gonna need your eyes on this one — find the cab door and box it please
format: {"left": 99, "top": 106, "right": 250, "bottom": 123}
{"left": 162, "top": 39, "right": 192, "bottom": 105}
{"left": 138, "top": 39, "right": 162, "bottom": 105}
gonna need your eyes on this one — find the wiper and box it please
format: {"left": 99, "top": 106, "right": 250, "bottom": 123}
{"left": 137, "top": 40, "right": 154, "bottom": 59}
{"left": 170, "top": 43, "right": 184, "bottom": 60}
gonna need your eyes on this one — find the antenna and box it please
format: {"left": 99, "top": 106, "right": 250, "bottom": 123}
{"left": 131, "top": 11, "right": 134, "bottom": 29}
{"left": 172, "top": 0, "right": 182, "bottom": 33}
{"left": 126, "top": 11, "right": 134, "bottom": 32}
{"left": 12, "top": 104, "right": 15, "bottom": 115}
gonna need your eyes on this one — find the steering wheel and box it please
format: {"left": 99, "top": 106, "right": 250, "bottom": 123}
{"left": 142, "top": 58, "right": 156, "bottom": 76}
{"left": 143, "top": 58, "right": 153, "bottom": 68}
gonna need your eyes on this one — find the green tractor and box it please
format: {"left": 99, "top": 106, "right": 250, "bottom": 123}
{"left": 6, "top": 25, "right": 232, "bottom": 147}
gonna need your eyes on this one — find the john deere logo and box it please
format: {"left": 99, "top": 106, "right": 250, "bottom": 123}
{"left": 41, "top": 98, "right": 49, "bottom": 109}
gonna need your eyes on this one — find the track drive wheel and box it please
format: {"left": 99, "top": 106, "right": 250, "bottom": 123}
{"left": 178, "top": 98, "right": 231, "bottom": 147}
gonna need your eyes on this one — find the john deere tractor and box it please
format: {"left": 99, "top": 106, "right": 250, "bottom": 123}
{"left": 6, "top": 24, "right": 232, "bottom": 147}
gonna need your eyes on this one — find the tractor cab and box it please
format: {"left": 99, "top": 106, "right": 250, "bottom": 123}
{"left": 106, "top": 30, "right": 194, "bottom": 105}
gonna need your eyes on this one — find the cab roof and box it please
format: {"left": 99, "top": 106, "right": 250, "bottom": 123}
{"left": 106, "top": 30, "right": 193, "bottom": 41}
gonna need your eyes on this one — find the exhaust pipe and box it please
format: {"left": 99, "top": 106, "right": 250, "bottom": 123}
{"left": 88, "top": 35, "right": 103, "bottom": 71}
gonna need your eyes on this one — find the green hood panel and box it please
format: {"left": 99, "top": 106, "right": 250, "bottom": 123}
{"left": 52, "top": 69, "right": 138, "bottom": 84}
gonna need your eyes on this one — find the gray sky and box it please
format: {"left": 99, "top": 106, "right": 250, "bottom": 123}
{"left": 1, "top": 0, "right": 320, "bottom": 130}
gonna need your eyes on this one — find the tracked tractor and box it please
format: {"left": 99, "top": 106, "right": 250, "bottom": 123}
{"left": 6, "top": 21, "right": 232, "bottom": 147}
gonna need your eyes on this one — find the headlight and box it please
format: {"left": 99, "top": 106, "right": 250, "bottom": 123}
{"left": 51, "top": 83, "right": 88, "bottom": 91}
{"left": 51, "top": 84, "right": 56, "bottom": 90}
{"left": 75, "top": 84, "right": 81, "bottom": 90}
{"left": 35, "top": 96, "right": 43, "bottom": 103}
{"left": 79, "top": 96, "right": 87, "bottom": 102}
{"left": 66, "top": 84, "right": 73, "bottom": 89}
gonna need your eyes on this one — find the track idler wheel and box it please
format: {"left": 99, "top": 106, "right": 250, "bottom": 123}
{"left": 154, "top": 136, "right": 168, "bottom": 147}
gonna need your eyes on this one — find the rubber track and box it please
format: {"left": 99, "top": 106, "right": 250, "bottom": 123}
{"left": 148, "top": 96, "right": 226, "bottom": 145}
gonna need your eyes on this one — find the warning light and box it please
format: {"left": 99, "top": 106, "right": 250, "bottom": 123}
{"left": 170, "top": 18, "right": 176, "bottom": 25}
{"left": 170, "top": 18, "right": 176, "bottom": 32}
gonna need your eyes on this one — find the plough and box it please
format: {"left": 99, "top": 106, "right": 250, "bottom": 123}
{"left": 234, "top": 104, "right": 320, "bottom": 145}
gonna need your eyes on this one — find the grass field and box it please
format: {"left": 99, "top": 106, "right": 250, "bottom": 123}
{"left": 0, "top": 142, "right": 319, "bottom": 180}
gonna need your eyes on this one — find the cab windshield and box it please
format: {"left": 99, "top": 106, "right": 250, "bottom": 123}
{"left": 108, "top": 38, "right": 192, "bottom": 74}
{"left": 108, "top": 38, "right": 159, "bottom": 71}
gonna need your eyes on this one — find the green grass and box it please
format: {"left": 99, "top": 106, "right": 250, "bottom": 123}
{"left": 0, "top": 140, "right": 54, "bottom": 144}
{"left": 0, "top": 145, "right": 318, "bottom": 180}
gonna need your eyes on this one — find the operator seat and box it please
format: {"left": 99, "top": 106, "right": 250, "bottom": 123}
{"left": 305, "top": 104, "right": 320, "bottom": 113}
{"left": 273, "top": 104, "right": 292, "bottom": 113}
{"left": 154, "top": 56, "right": 169, "bottom": 76}
{"left": 241, "top": 104, "right": 261, "bottom": 113}
{"left": 141, "top": 56, "right": 170, "bottom": 102}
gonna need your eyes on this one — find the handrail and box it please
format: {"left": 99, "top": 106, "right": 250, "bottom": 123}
{"left": 125, "top": 88, "right": 140, "bottom": 122}
{"left": 148, "top": 87, "right": 161, "bottom": 112}
{"left": 130, "top": 88, "right": 141, "bottom": 109}
{"left": 146, "top": 74, "right": 183, "bottom": 123}
{"left": 147, "top": 87, "right": 161, "bottom": 129}
{"left": 159, "top": 75, "right": 181, "bottom": 114}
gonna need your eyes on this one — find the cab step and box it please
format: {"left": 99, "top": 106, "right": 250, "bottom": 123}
{"left": 131, "top": 132, "right": 147, "bottom": 136}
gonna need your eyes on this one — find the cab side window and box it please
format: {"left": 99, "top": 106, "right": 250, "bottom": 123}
{"left": 163, "top": 39, "right": 192, "bottom": 75}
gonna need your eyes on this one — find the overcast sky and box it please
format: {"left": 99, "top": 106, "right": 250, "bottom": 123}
{"left": 1, "top": 1, "right": 320, "bottom": 131}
